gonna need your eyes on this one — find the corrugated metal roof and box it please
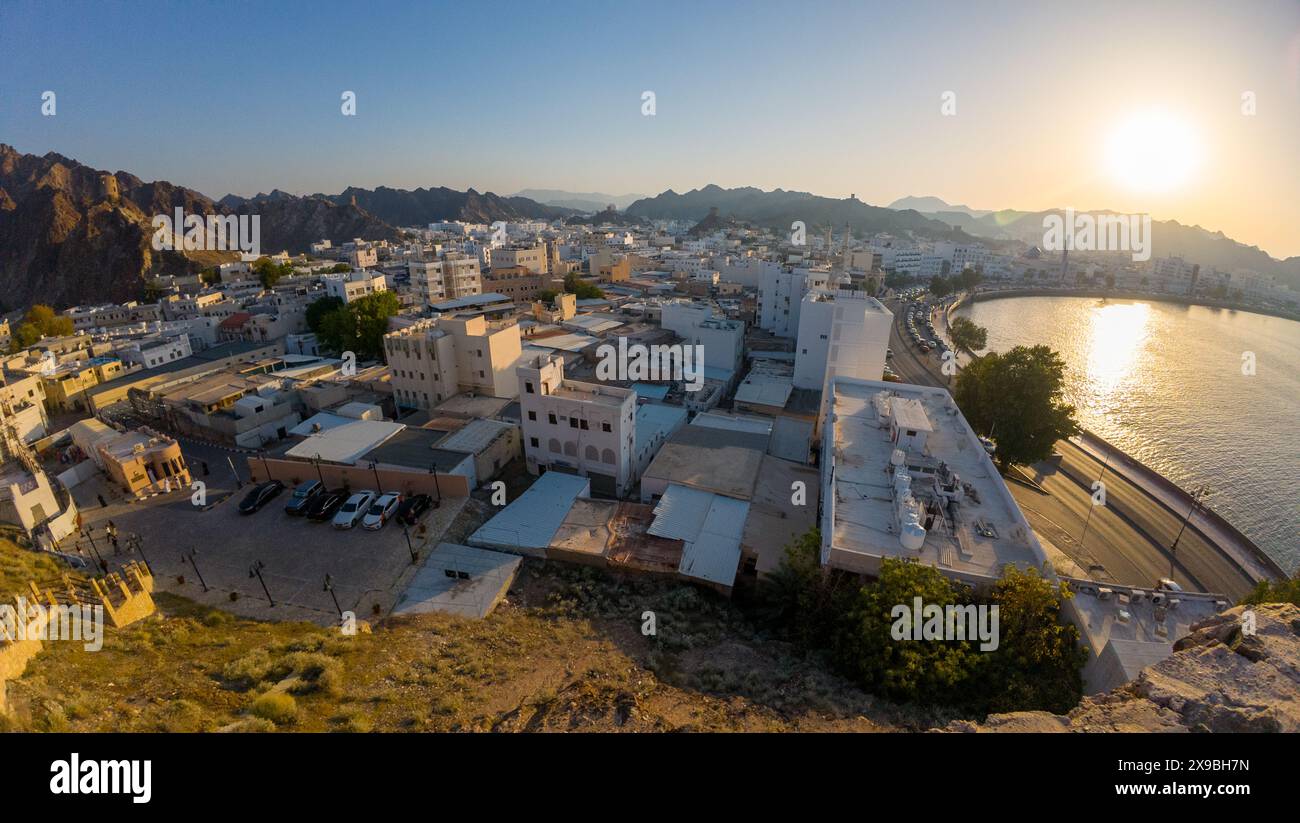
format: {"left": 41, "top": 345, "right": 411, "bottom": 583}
{"left": 674, "top": 489, "right": 749, "bottom": 587}
{"left": 437, "top": 417, "right": 513, "bottom": 455}
{"left": 469, "top": 471, "right": 589, "bottom": 554}
{"left": 648, "top": 483, "right": 713, "bottom": 541}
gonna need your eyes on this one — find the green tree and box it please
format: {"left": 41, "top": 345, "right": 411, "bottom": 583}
{"left": 199, "top": 268, "right": 221, "bottom": 286}
{"left": 956, "top": 266, "right": 983, "bottom": 292}
{"left": 928, "top": 274, "right": 953, "bottom": 297}
{"left": 953, "top": 344, "right": 1079, "bottom": 471}
{"left": 252, "top": 257, "right": 294, "bottom": 289}
{"left": 316, "top": 291, "right": 400, "bottom": 359}
{"left": 11, "top": 304, "right": 74, "bottom": 350}
{"left": 948, "top": 316, "right": 988, "bottom": 354}
{"left": 328, "top": 263, "right": 352, "bottom": 274}
{"left": 1240, "top": 578, "right": 1300, "bottom": 607}
{"left": 970, "top": 566, "right": 1085, "bottom": 714}
{"left": 305, "top": 295, "right": 344, "bottom": 334}
{"left": 831, "top": 558, "right": 978, "bottom": 704}
{"left": 756, "top": 529, "right": 858, "bottom": 648}
{"left": 563, "top": 273, "right": 604, "bottom": 300}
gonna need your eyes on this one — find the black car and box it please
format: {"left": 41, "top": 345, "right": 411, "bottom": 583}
{"left": 395, "top": 493, "right": 434, "bottom": 525}
{"left": 304, "top": 489, "right": 347, "bottom": 521}
{"left": 238, "top": 480, "right": 284, "bottom": 515}
{"left": 284, "top": 480, "right": 324, "bottom": 515}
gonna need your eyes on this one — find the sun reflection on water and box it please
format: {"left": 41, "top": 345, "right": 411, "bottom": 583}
{"left": 1085, "top": 302, "right": 1151, "bottom": 403}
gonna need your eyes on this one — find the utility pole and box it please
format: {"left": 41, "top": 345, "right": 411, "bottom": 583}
{"left": 1078, "top": 452, "right": 1111, "bottom": 551}
{"left": 82, "top": 527, "right": 107, "bottom": 572}
{"left": 185, "top": 549, "right": 209, "bottom": 592}
{"left": 1170, "top": 485, "right": 1209, "bottom": 579}
{"left": 249, "top": 560, "right": 274, "bottom": 607}
{"left": 323, "top": 574, "right": 342, "bottom": 618}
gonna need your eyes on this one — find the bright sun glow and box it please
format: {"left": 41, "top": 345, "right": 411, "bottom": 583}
{"left": 1105, "top": 111, "right": 1203, "bottom": 193}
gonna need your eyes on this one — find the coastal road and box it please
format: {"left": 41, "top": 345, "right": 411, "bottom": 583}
{"left": 883, "top": 297, "right": 1260, "bottom": 602}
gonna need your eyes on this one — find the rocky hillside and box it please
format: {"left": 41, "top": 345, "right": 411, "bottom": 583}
{"left": 312, "top": 185, "right": 574, "bottom": 227}
{"left": 0, "top": 145, "right": 396, "bottom": 307}
{"left": 943, "top": 604, "right": 1300, "bottom": 733}
{"left": 625, "top": 184, "right": 964, "bottom": 239}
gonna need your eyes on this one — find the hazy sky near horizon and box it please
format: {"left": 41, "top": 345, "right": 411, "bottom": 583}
{"left": 2, "top": 0, "right": 1298, "bottom": 258}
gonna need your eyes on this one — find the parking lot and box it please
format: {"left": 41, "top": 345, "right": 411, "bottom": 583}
{"left": 70, "top": 475, "right": 467, "bottom": 625}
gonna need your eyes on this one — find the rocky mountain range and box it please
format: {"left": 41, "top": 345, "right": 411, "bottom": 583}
{"left": 893, "top": 195, "right": 1300, "bottom": 288}
{"left": 625, "top": 184, "right": 964, "bottom": 240}
{"left": 0, "top": 146, "right": 567, "bottom": 307}
{"left": 514, "top": 188, "right": 647, "bottom": 212}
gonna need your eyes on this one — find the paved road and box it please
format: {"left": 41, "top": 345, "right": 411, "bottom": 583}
{"left": 883, "top": 297, "right": 1261, "bottom": 602}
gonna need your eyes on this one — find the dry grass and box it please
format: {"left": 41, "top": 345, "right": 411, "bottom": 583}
{"left": 2, "top": 541, "right": 931, "bottom": 732}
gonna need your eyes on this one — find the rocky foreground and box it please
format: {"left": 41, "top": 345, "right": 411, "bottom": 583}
{"left": 944, "top": 604, "right": 1300, "bottom": 733}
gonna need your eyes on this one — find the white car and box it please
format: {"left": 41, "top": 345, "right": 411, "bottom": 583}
{"left": 361, "top": 492, "right": 401, "bottom": 531}
{"left": 332, "top": 491, "right": 376, "bottom": 529}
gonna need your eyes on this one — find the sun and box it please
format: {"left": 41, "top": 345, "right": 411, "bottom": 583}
{"left": 1105, "top": 111, "right": 1203, "bottom": 193}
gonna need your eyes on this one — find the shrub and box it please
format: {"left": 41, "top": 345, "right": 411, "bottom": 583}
{"left": 249, "top": 692, "right": 298, "bottom": 725}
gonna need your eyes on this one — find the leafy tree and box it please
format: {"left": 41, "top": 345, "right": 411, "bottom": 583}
{"left": 953, "top": 344, "right": 1079, "bottom": 471}
{"left": 884, "top": 271, "right": 912, "bottom": 290}
{"left": 955, "top": 266, "right": 983, "bottom": 292}
{"left": 305, "top": 295, "right": 344, "bottom": 334}
{"left": 199, "top": 268, "right": 221, "bottom": 286}
{"left": 948, "top": 316, "right": 988, "bottom": 353}
{"left": 831, "top": 558, "right": 978, "bottom": 704}
{"left": 756, "top": 529, "right": 857, "bottom": 648}
{"left": 252, "top": 257, "right": 294, "bottom": 289}
{"left": 969, "top": 567, "right": 1085, "bottom": 714}
{"left": 1240, "top": 578, "right": 1300, "bottom": 607}
{"left": 316, "top": 291, "right": 399, "bottom": 359}
{"left": 928, "top": 274, "right": 953, "bottom": 297}
{"left": 563, "top": 272, "right": 604, "bottom": 300}
{"left": 536, "top": 289, "right": 560, "bottom": 303}
{"left": 11, "top": 304, "right": 74, "bottom": 350}
{"left": 328, "top": 263, "right": 352, "bottom": 274}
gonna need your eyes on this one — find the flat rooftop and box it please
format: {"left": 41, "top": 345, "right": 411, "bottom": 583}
{"left": 824, "top": 378, "right": 1047, "bottom": 583}
{"left": 393, "top": 543, "right": 521, "bottom": 620}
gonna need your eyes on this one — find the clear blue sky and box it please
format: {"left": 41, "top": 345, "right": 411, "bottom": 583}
{"left": 3, "top": 0, "right": 1298, "bottom": 257}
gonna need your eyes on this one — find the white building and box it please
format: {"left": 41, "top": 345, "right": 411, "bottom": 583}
{"left": 324, "top": 269, "right": 388, "bottom": 303}
{"left": 517, "top": 354, "right": 636, "bottom": 498}
{"left": 758, "top": 267, "right": 832, "bottom": 337}
{"left": 793, "top": 289, "right": 892, "bottom": 392}
{"left": 660, "top": 301, "right": 744, "bottom": 374}
{"left": 819, "top": 377, "right": 1051, "bottom": 586}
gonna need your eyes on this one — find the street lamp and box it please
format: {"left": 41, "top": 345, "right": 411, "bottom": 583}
{"left": 369, "top": 460, "right": 382, "bottom": 493}
{"left": 401, "top": 523, "right": 418, "bottom": 564}
{"left": 1169, "top": 485, "right": 1210, "bottom": 579}
{"left": 313, "top": 453, "right": 325, "bottom": 487}
{"left": 249, "top": 560, "right": 274, "bottom": 607}
{"left": 128, "top": 533, "right": 152, "bottom": 575}
{"left": 185, "top": 549, "right": 209, "bottom": 592}
{"left": 323, "top": 573, "right": 342, "bottom": 617}
{"left": 429, "top": 461, "right": 441, "bottom": 505}
{"left": 82, "top": 526, "right": 107, "bottom": 572}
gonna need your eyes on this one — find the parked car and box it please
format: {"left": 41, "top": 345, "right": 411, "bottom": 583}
{"left": 361, "top": 492, "right": 402, "bottom": 531}
{"left": 238, "top": 480, "right": 284, "bottom": 515}
{"left": 305, "top": 489, "right": 347, "bottom": 521}
{"left": 332, "top": 491, "right": 376, "bottom": 529}
{"left": 395, "top": 493, "right": 433, "bottom": 525}
{"left": 284, "top": 480, "right": 323, "bottom": 515}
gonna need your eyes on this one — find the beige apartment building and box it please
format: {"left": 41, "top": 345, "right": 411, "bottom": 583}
{"left": 384, "top": 315, "right": 524, "bottom": 410}
{"left": 491, "top": 245, "right": 548, "bottom": 276}
{"left": 409, "top": 253, "right": 482, "bottom": 307}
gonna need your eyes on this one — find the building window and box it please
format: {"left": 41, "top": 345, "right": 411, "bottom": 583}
{"left": 527, "top": 411, "right": 536, "bottom": 421}
{"left": 525, "top": 381, "right": 534, "bottom": 394}
{"left": 530, "top": 437, "right": 539, "bottom": 448}
{"left": 579, "top": 419, "right": 588, "bottom": 430}
{"left": 548, "top": 413, "right": 557, "bottom": 425}
{"left": 569, "top": 418, "right": 578, "bottom": 429}
{"left": 602, "top": 422, "right": 611, "bottom": 433}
